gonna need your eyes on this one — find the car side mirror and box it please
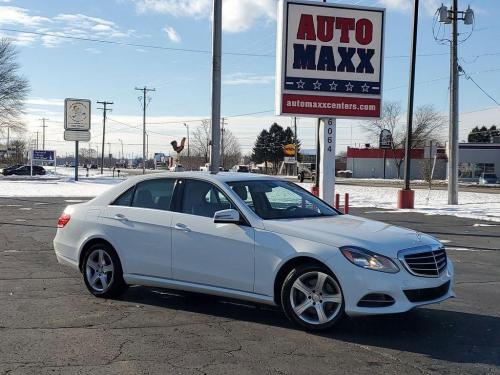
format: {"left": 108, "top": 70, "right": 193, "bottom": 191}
{"left": 213, "top": 209, "right": 241, "bottom": 224}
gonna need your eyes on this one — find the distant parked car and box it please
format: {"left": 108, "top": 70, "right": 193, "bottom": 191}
{"left": 232, "top": 165, "right": 250, "bottom": 173}
{"left": 297, "top": 162, "right": 316, "bottom": 182}
{"left": 1, "top": 164, "right": 22, "bottom": 176}
{"left": 169, "top": 164, "right": 185, "bottom": 172}
{"left": 478, "top": 173, "right": 498, "bottom": 185}
{"left": 2, "top": 165, "right": 46, "bottom": 176}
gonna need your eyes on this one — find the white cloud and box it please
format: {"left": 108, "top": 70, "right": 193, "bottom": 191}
{"left": 84, "top": 47, "right": 102, "bottom": 54}
{"left": 163, "top": 25, "right": 181, "bottom": 43}
{"left": 377, "top": 0, "right": 441, "bottom": 15}
{"left": 134, "top": 0, "right": 210, "bottom": 17}
{"left": 222, "top": 0, "right": 275, "bottom": 33}
{"left": 24, "top": 98, "right": 64, "bottom": 107}
{"left": 132, "top": 0, "right": 276, "bottom": 32}
{"left": 0, "top": 6, "right": 51, "bottom": 26}
{"left": 223, "top": 73, "right": 274, "bottom": 86}
{"left": 0, "top": 6, "right": 136, "bottom": 47}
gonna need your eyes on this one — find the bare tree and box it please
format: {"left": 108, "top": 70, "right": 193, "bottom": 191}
{"left": 364, "top": 101, "right": 445, "bottom": 178}
{"left": 191, "top": 120, "right": 241, "bottom": 168}
{"left": 221, "top": 128, "right": 241, "bottom": 169}
{"left": 0, "top": 39, "right": 30, "bottom": 139}
{"left": 191, "top": 120, "right": 211, "bottom": 162}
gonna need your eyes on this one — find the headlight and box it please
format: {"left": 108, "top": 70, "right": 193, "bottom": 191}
{"left": 340, "top": 246, "right": 399, "bottom": 273}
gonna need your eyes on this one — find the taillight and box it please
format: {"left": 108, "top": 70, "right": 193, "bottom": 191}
{"left": 57, "top": 213, "right": 71, "bottom": 228}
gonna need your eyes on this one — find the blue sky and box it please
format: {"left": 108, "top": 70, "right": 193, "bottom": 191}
{"left": 0, "top": 0, "right": 499, "bottom": 157}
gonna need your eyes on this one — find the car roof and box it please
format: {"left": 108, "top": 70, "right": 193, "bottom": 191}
{"left": 132, "top": 171, "right": 280, "bottom": 183}
{"left": 88, "top": 171, "right": 282, "bottom": 206}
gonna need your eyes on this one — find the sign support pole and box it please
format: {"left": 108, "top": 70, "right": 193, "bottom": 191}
{"left": 319, "top": 118, "right": 336, "bottom": 206}
{"left": 75, "top": 141, "right": 79, "bottom": 182}
{"left": 398, "top": 0, "right": 419, "bottom": 208}
{"left": 30, "top": 149, "right": 33, "bottom": 177}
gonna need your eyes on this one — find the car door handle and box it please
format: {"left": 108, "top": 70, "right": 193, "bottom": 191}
{"left": 174, "top": 223, "right": 191, "bottom": 232}
{"left": 113, "top": 213, "right": 128, "bottom": 221}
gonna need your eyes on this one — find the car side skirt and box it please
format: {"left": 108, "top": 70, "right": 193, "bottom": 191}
{"left": 124, "top": 273, "right": 277, "bottom": 306}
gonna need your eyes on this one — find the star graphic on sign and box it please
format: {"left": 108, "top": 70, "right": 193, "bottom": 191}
{"left": 345, "top": 82, "right": 354, "bottom": 92}
{"left": 296, "top": 80, "right": 305, "bottom": 89}
{"left": 329, "top": 81, "right": 338, "bottom": 91}
{"left": 361, "top": 83, "right": 370, "bottom": 92}
{"left": 313, "top": 80, "right": 322, "bottom": 90}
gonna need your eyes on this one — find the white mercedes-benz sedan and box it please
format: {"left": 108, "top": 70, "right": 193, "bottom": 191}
{"left": 54, "top": 172, "right": 455, "bottom": 330}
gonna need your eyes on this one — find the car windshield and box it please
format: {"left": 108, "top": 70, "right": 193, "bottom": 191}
{"left": 227, "top": 179, "right": 338, "bottom": 220}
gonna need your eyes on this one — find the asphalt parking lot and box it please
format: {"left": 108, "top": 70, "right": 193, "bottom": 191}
{"left": 0, "top": 197, "right": 499, "bottom": 374}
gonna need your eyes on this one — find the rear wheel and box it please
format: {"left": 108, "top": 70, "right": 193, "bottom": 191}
{"left": 281, "top": 264, "right": 344, "bottom": 331}
{"left": 298, "top": 173, "right": 305, "bottom": 182}
{"left": 82, "top": 243, "right": 127, "bottom": 298}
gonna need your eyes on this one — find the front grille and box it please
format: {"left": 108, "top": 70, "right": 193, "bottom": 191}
{"left": 404, "top": 281, "right": 450, "bottom": 303}
{"left": 403, "top": 248, "right": 447, "bottom": 277}
{"left": 357, "top": 293, "right": 395, "bottom": 308}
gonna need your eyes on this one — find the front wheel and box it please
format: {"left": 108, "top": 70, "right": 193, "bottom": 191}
{"left": 281, "top": 264, "right": 344, "bottom": 330}
{"left": 82, "top": 243, "right": 128, "bottom": 298}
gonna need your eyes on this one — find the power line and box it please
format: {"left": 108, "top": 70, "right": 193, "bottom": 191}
{"left": 460, "top": 66, "right": 500, "bottom": 106}
{"left": 0, "top": 27, "right": 274, "bottom": 58}
{"left": 4, "top": 27, "right": 500, "bottom": 61}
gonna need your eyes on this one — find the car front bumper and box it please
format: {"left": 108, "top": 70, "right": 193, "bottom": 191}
{"left": 327, "top": 253, "right": 455, "bottom": 317}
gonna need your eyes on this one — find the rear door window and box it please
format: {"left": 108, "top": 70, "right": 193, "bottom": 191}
{"left": 131, "top": 179, "right": 176, "bottom": 211}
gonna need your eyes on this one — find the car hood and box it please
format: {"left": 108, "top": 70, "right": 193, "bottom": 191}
{"left": 262, "top": 214, "right": 440, "bottom": 258}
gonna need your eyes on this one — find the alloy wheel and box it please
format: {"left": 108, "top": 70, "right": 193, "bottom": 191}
{"left": 290, "top": 271, "right": 342, "bottom": 325}
{"left": 85, "top": 249, "right": 115, "bottom": 292}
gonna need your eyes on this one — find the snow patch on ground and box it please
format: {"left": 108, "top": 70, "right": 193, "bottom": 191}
{"left": 299, "top": 183, "right": 500, "bottom": 223}
{"left": 0, "top": 177, "right": 123, "bottom": 197}
{"left": 1, "top": 174, "right": 499, "bottom": 222}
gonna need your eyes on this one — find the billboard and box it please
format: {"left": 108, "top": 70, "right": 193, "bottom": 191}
{"left": 275, "top": 0, "right": 385, "bottom": 119}
{"left": 32, "top": 150, "right": 55, "bottom": 161}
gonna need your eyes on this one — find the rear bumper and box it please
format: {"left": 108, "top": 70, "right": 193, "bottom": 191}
{"left": 53, "top": 233, "right": 79, "bottom": 271}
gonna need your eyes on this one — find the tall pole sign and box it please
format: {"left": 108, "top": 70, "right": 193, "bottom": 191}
{"left": 276, "top": 0, "right": 385, "bottom": 203}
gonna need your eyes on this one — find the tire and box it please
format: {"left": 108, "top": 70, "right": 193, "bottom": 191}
{"left": 281, "top": 264, "right": 344, "bottom": 331}
{"left": 298, "top": 173, "right": 305, "bottom": 182}
{"left": 82, "top": 243, "right": 128, "bottom": 298}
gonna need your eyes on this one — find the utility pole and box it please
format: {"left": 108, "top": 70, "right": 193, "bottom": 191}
{"left": 220, "top": 117, "right": 226, "bottom": 170}
{"left": 97, "top": 101, "right": 113, "bottom": 174}
{"left": 210, "top": 0, "right": 222, "bottom": 174}
{"left": 6, "top": 125, "right": 9, "bottom": 153}
{"left": 36, "top": 131, "right": 39, "bottom": 150}
{"left": 436, "top": 2, "right": 474, "bottom": 205}
{"left": 183, "top": 123, "right": 190, "bottom": 158}
{"left": 448, "top": 0, "right": 459, "bottom": 205}
{"left": 40, "top": 118, "right": 48, "bottom": 150}
{"left": 108, "top": 142, "right": 112, "bottom": 168}
{"left": 118, "top": 139, "right": 124, "bottom": 160}
{"left": 135, "top": 86, "right": 155, "bottom": 174}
